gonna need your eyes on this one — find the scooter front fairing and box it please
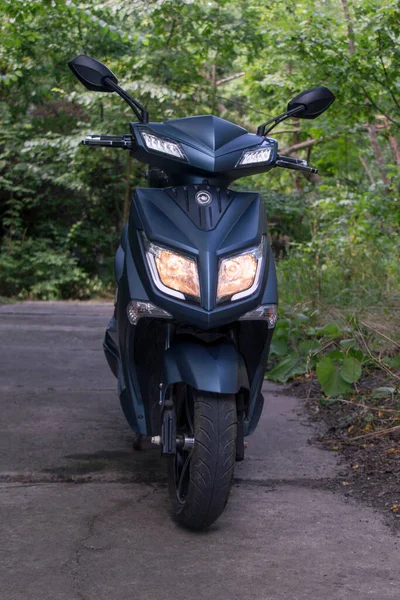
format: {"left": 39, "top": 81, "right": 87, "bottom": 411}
{"left": 104, "top": 183, "right": 277, "bottom": 437}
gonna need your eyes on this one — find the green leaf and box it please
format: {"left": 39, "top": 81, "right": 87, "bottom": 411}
{"left": 325, "top": 349, "right": 345, "bottom": 361}
{"left": 340, "top": 357, "right": 362, "bottom": 384}
{"left": 340, "top": 338, "right": 356, "bottom": 350}
{"left": 267, "top": 356, "right": 299, "bottom": 383}
{"left": 298, "top": 339, "right": 320, "bottom": 356}
{"left": 289, "top": 362, "right": 308, "bottom": 378}
{"left": 316, "top": 357, "right": 350, "bottom": 397}
{"left": 348, "top": 348, "right": 366, "bottom": 362}
{"left": 294, "top": 312, "right": 309, "bottom": 325}
{"left": 270, "top": 337, "right": 288, "bottom": 356}
{"left": 275, "top": 326, "right": 289, "bottom": 339}
{"left": 275, "top": 318, "right": 290, "bottom": 329}
{"left": 387, "top": 354, "right": 400, "bottom": 370}
{"left": 317, "top": 323, "right": 342, "bottom": 338}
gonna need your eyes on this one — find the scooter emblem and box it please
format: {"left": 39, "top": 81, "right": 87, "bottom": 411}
{"left": 195, "top": 190, "right": 212, "bottom": 206}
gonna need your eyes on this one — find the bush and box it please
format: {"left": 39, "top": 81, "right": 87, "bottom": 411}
{"left": 277, "top": 187, "right": 400, "bottom": 307}
{"left": 268, "top": 186, "right": 400, "bottom": 397}
{"left": 0, "top": 238, "right": 106, "bottom": 300}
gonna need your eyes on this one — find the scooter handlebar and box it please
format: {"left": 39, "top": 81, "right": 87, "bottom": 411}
{"left": 82, "top": 134, "right": 133, "bottom": 149}
{"left": 275, "top": 154, "right": 318, "bottom": 174}
{"left": 80, "top": 138, "right": 318, "bottom": 173}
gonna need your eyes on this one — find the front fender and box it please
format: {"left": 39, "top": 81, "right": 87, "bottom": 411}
{"left": 163, "top": 338, "right": 249, "bottom": 394}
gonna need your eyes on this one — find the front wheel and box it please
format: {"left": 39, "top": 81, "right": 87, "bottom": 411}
{"left": 168, "top": 388, "right": 237, "bottom": 530}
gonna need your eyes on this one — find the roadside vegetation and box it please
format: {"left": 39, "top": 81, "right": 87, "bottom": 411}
{"left": 0, "top": 2, "right": 399, "bottom": 433}
{"left": 265, "top": 187, "right": 400, "bottom": 396}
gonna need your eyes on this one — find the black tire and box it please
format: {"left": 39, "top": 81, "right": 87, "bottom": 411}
{"left": 168, "top": 389, "right": 237, "bottom": 530}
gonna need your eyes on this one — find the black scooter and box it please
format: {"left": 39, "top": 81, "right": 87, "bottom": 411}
{"left": 69, "top": 55, "right": 334, "bottom": 530}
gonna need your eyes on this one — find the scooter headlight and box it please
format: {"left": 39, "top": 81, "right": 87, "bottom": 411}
{"left": 217, "top": 238, "right": 264, "bottom": 303}
{"left": 140, "top": 130, "right": 187, "bottom": 160}
{"left": 146, "top": 242, "right": 200, "bottom": 301}
{"left": 237, "top": 146, "right": 272, "bottom": 167}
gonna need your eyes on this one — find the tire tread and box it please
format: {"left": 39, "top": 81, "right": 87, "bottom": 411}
{"left": 168, "top": 391, "right": 237, "bottom": 530}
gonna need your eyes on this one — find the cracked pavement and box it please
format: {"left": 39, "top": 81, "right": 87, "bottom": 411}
{"left": 0, "top": 301, "right": 399, "bottom": 600}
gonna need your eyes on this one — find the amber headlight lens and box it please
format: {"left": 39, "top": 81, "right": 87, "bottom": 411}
{"left": 146, "top": 242, "right": 200, "bottom": 300}
{"left": 217, "top": 239, "right": 264, "bottom": 303}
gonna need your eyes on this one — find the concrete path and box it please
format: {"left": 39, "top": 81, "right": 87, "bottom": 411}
{"left": 0, "top": 302, "right": 398, "bottom": 600}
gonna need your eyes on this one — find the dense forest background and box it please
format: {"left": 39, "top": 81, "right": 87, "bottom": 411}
{"left": 0, "top": 0, "right": 399, "bottom": 313}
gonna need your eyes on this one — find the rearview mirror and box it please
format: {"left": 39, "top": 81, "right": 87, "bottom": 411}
{"left": 68, "top": 55, "right": 118, "bottom": 92}
{"left": 287, "top": 86, "right": 335, "bottom": 119}
{"left": 68, "top": 54, "right": 149, "bottom": 123}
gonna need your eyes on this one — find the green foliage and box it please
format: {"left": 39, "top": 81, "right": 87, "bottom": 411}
{"left": 385, "top": 355, "right": 400, "bottom": 370}
{"left": 0, "top": 238, "right": 105, "bottom": 299}
{"left": 266, "top": 306, "right": 376, "bottom": 396}
{"left": 267, "top": 299, "right": 400, "bottom": 397}
{"left": 0, "top": 0, "right": 399, "bottom": 319}
{"left": 316, "top": 357, "right": 351, "bottom": 397}
{"left": 316, "top": 353, "right": 363, "bottom": 396}
{"left": 276, "top": 186, "right": 400, "bottom": 308}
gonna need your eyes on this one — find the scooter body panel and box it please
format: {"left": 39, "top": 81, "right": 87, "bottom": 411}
{"left": 163, "top": 337, "right": 249, "bottom": 394}
{"left": 104, "top": 184, "right": 277, "bottom": 437}
{"left": 128, "top": 184, "right": 270, "bottom": 328}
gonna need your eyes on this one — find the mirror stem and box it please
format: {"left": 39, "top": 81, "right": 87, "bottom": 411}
{"left": 104, "top": 77, "right": 149, "bottom": 123}
{"left": 257, "top": 106, "right": 304, "bottom": 137}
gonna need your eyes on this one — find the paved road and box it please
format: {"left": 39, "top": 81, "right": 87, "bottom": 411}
{"left": 0, "top": 302, "right": 398, "bottom": 600}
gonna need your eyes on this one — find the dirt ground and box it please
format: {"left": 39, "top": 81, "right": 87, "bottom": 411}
{"left": 286, "top": 373, "right": 400, "bottom": 531}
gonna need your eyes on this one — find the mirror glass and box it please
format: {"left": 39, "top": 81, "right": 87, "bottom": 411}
{"left": 287, "top": 86, "right": 335, "bottom": 119}
{"left": 68, "top": 55, "right": 118, "bottom": 92}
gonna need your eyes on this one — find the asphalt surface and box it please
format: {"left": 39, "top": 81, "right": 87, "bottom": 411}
{"left": 0, "top": 301, "right": 398, "bottom": 600}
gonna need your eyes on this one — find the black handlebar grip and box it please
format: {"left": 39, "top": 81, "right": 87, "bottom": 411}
{"left": 82, "top": 135, "right": 133, "bottom": 149}
{"left": 275, "top": 155, "right": 318, "bottom": 174}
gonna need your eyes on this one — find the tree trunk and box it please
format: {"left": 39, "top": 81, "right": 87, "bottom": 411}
{"left": 306, "top": 143, "right": 321, "bottom": 185}
{"left": 359, "top": 156, "right": 375, "bottom": 185}
{"left": 367, "top": 124, "right": 390, "bottom": 186}
{"left": 381, "top": 117, "right": 400, "bottom": 167}
{"left": 211, "top": 63, "right": 217, "bottom": 114}
{"left": 340, "top": 0, "right": 355, "bottom": 56}
{"left": 388, "top": 134, "right": 400, "bottom": 168}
